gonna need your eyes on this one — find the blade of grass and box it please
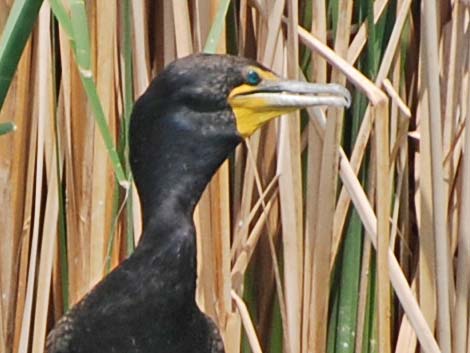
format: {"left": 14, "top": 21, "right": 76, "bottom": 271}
{"left": 203, "top": 0, "right": 231, "bottom": 53}
{"left": 335, "top": 213, "right": 362, "bottom": 353}
{"left": 355, "top": 238, "right": 373, "bottom": 353}
{"left": 346, "top": 0, "right": 389, "bottom": 64}
{"left": 363, "top": 255, "right": 378, "bottom": 353}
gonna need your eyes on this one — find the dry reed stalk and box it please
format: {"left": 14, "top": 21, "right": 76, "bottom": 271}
{"left": 130, "top": 0, "right": 148, "bottom": 241}
{"left": 17, "top": 7, "right": 50, "bottom": 352}
{"left": 31, "top": 7, "right": 58, "bottom": 352}
{"left": 303, "top": 115, "right": 323, "bottom": 353}
{"left": 310, "top": 109, "right": 342, "bottom": 353}
{"left": 231, "top": 192, "right": 277, "bottom": 278}
{"left": 416, "top": 34, "right": 438, "bottom": 350}
{"left": 251, "top": 123, "right": 283, "bottom": 347}
{"left": 51, "top": 89, "right": 67, "bottom": 322}
{"left": 375, "top": 101, "right": 392, "bottom": 353}
{"left": 13, "top": 70, "right": 34, "bottom": 353}
{"left": 64, "top": 44, "right": 90, "bottom": 305}
{"left": 214, "top": 164, "right": 234, "bottom": 329}
{"left": 278, "top": 111, "right": 302, "bottom": 353}
{"left": 422, "top": 3, "right": 452, "bottom": 353}
{"left": 309, "top": 0, "right": 352, "bottom": 351}
{"left": 91, "top": 0, "right": 116, "bottom": 289}
{"left": 0, "top": 35, "right": 33, "bottom": 353}
{"left": 231, "top": 151, "right": 279, "bottom": 270}
{"left": 280, "top": 4, "right": 303, "bottom": 353}
{"left": 382, "top": 79, "right": 411, "bottom": 120}
{"left": 231, "top": 135, "right": 260, "bottom": 263}
{"left": 172, "top": 2, "right": 193, "bottom": 57}
{"left": 327, "top": 0, "right": 354, "bottom": 258}
{"left": 452, "top": 6, "right": 470, "bottom": 351}
{"left": 162, "top": 2, "right": 176, "bottom": 66}
{"left": 130, "top": 0, "right": 150, "bottom": 96}
{"left": 395, "top": 307, "right": 418, "bottom": 353}
{"left": 13, "top": 108, "right": 37, "bottom": 353}
{"left": 257, "top": 0, "right": 284, "bottom": 66}
{"left": 231, "top": 290, "right": 263, "bottom": 353}
{"left": 303, "top": 4, "right": 326, "bottom": 353}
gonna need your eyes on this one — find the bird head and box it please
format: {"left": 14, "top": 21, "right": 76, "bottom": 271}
{"left": 133, "top": 53, "right": 350, "bottom": 141}
{"left": 129, "top": 54, "right": 350, "bottom": 221}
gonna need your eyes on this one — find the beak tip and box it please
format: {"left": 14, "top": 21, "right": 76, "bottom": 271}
{"left": 335, "top": 84, "right": 351, "bottom": 109}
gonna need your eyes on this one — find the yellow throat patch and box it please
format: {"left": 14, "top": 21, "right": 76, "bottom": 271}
{"left": 228, "top": 67, "right": 295, "bottom": 137}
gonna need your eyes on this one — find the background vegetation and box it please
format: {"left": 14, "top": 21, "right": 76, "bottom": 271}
{"left": 0, "top": 1, "right": 469, "bottom": 353}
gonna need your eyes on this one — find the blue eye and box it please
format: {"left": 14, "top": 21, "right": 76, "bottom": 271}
{"left": 246, "top": 70, "right": 261, "bottom": 85}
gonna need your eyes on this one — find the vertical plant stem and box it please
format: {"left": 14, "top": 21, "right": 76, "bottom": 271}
{"left": 375, "top": 101, "right": 391, "bottom": 353}
{"left": 453, "top": 37, "right": 470, "bottom": 353}
{"left": 422, "top": 3, "right": 452, "bottom": 353}
{"left": 121, "top": 0, "right": 135, "bottom": 254}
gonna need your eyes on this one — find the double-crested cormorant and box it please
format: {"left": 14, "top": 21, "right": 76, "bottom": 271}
{"left": 46, "top": 54, "right": 350, "bottom": 353}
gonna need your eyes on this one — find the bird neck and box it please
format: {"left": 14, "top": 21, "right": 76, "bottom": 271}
{"left": 138, "top": 170, "right": 209, "bottom": 240}
{"left": 128, "top": 135, "right": 237, "bottom": 307}
{"left": 131, "top": 131, "right": 240, "bottom": 246}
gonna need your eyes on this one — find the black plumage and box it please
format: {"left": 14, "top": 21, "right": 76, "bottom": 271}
{"left": 46, "top": 53, "right": 350, "bottom": 353}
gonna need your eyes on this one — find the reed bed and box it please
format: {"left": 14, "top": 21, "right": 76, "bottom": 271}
{"left": 0, "top": 1, "right": 469, "bottom": 353}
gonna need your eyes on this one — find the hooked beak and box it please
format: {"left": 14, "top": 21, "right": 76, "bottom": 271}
{"left": 228, "top": 78, "right": 351, "bottom": 137}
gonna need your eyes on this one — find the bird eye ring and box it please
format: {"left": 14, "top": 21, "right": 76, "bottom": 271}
{"left": 246, "top": 70, "right": 261, "bottom": 85}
